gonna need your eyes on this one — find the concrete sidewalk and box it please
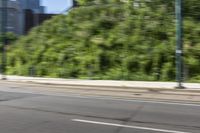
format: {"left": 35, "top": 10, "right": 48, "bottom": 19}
{"left": 1, "top": 75, "right": 200, "bottom": 90}
{"left": 1, "top": 75, "right": 200, "bottom": 103}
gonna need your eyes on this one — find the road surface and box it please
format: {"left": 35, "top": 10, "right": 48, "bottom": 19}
{"left": 0, "top": 82, "right": 200, "bottom": 133}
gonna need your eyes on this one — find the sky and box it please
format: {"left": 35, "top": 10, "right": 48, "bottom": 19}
{"left": 41, "top": 0, "right": 72, "bottom": 14}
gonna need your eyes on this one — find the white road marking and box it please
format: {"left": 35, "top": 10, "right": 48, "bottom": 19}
{"left": 72, "top": 119, "right": 191, "bottom": 133}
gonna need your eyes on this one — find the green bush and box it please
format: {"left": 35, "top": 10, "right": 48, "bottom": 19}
{"left": 5, "top": 0, "right": 200, "bottom": 82}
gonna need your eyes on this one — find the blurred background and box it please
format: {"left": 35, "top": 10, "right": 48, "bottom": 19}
{"left": 0, "top": 0, "right": 200, "bottom": 82}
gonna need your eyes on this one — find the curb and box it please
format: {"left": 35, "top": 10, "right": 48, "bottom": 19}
{"left": 1, "top": 80, "right": 200, "bottom": 103}
{"left": 3, "top": 79, "right": 200, "bottom": 95}
{"left": 80, "top": 94, "right": 200, "bottom": 104}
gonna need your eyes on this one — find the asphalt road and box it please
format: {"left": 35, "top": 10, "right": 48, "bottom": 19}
{"left": 0, "top": 82, "right": 200, "bottom": 133}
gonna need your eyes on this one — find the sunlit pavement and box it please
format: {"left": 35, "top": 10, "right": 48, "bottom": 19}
{"left": 0, "top": 82, "right": 200, "bottom": 133}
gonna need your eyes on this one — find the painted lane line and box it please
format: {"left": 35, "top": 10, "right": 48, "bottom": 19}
{"left": 72, "top": 119, "right": 191, "bottom": 133}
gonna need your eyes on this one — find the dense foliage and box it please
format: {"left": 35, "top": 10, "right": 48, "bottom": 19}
{"left": 5, "top": 0, "right": 200, "bottom": 82}
{"left": 0, "top": 32, "right": 18, "bottom": 62}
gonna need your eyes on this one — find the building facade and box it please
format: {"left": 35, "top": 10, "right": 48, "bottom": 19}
{"left": 0, "top": 0, "right": 22, "bottom": 34}
{"left": 18, "top": 0, "right": 44, "bottom": 13}
{"left": 18, "top": 0, "right": 46, "bottom": 34}
{"left": 0, "top": 0, "right": 48, "bottom": 35}
{"left": 1, "top": 0, "right": 74, "bottom": 35}
{"left": 23, "top": 9, "right": 55, "bottom": 34}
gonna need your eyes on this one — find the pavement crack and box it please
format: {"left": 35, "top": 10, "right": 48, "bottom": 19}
{"left": 0, "top": 104, "right": 132, "bottom": 122}
{"left": 114, "top": 103, "right": 145, "bottom": 133}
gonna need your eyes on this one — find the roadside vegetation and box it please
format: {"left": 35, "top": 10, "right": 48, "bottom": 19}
{"left": 4, "top": 0, "right": 200, "bottom": 82}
